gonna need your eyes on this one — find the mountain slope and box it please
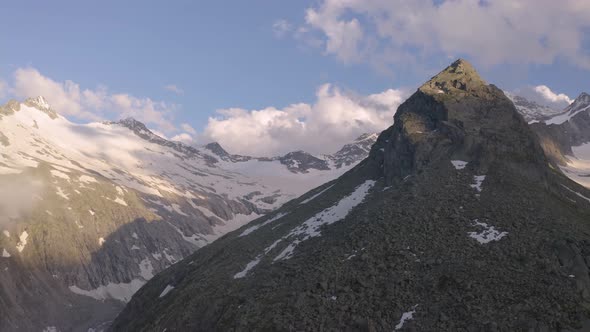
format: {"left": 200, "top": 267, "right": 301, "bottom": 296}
{"left": 0, "top": 98, "right": 373, "bottom": 331}
{"left": 112, "top": 60, "right": 590, "bottom": 331}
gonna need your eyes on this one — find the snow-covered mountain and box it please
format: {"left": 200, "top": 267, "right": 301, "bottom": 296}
{"left": 0, "top": 97, "right": 374, "bottom": 331}
{"left": 529, "top": 92, "right": 590, "bottom": 188}
{"left": 202, "top": 133, "right": 378, "bottom": 195}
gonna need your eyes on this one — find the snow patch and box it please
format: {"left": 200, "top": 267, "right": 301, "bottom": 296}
{"left": 468, "top": 220, "right": 508, "bottom": 244}
{"left": 2, "top": 249, "right": 10, "bottom": 258}
{"left": 274, "top": 180, "right": 375, "bottom": 261}
{"left": 113, "top": 197, "right": 128, "bottom": 206}
{"left": 451, "top": 160, "right": 468, "bottom": 170}
{"left": 56, "top": 186, "right": 69, "bottom": 200}
{"left": 50, "top": 169, "right": 70, "bottom": 181}
{"left": 78, "top": 175, "right": 98, "bottom": 184}
{"left": 233, "top": 256, "right": 262, "bottom": 279}
{"left": 16, "top": 231, "right": 28, "bottom": 252}
{"left": 239, "top": 212, "right": 289, "bottom": 237}
{"left": 115, "top": 186, "right": 124, "bottom": 196}
{"left": 159, "top": 285, "right": 174, "bottom": 298}
{"left": 395, "top": 305, "right": 418, "bottom": 330}
{"left": 69, "top": 279, "right": 145, "bottom": 302}
{"left": 98, "top": 237, "right": 105, "bottom": 246}
{"left": 470, "top": 175, "right": 486, "bottom": 193}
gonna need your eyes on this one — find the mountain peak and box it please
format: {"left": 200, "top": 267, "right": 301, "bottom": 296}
{"left": 572, "top": 92, "right": 590, "bottom": 105}
{"left": 24, "top": 96, "right": 51, "bottom": 110}
{"left": 204, "top": 142, "right": 230, "bottom": 158}
{"left": 562, "top": 92, "right": 590, "bottom": 116}
{"left": 377, "top": 59, "right": 545, "bottom": 183}
{"left": 23, "top": 96, "right": 58, "bottom": 119}
{"left": 420, "top": 58, "right": 486, "bottom": 95}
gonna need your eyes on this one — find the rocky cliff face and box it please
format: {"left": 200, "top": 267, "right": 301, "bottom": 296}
{"left": 0, "top": 99, "right": 374, "bottom": 331}
{"left": 112, "top": 60, "right": 590, "bottom": 331}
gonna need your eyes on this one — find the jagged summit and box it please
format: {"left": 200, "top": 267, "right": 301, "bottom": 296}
{"left": 0, "top": 96, "right": 59, "bottom": 119}
{"left": 204, "top": 142, "right": 230, "bottom": 158}
{"left": 24, "top": 96, "right": 52, "bottom": 110}
{"left": 420, "top": 59, "right": 487, "bottom": 95}
{"left": 566, "top": 92, "right": 590, "bottom": 112}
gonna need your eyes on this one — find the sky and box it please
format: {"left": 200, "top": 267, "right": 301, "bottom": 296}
{"left": 1, "top": 0, "right": 589, "bottom": 156}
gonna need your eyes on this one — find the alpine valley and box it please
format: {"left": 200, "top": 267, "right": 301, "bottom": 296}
{"left": 111, "top": 60, "right": 590, "bottom": 331}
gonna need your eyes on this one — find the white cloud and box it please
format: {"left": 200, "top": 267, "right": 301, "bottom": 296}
{"left": 9, "top": 67, "right": 178, "bottom": 133}
{"left": 514, "top": 85, "right": 573, "bottom": 110}
{"left": 164, "top": 84, "right": 184, "bottom": 95}
{"left": 171, "top": 133, "right": 194, "bottom": 144}
{"left": 202, "top": 84, "right": 407, "bottom": 156}
{"left": 272, "top": 19, "right": 293, "bottom": 38}
{"left": 180, "top": 123, "right": 197, "bottom": 135}
{"left": 298, "top": 0, "right": 590, "bottom": 70}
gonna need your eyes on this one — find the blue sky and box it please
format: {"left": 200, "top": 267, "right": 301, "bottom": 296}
{"left": 1, "top": 0, "right": 589, "bottom": 155}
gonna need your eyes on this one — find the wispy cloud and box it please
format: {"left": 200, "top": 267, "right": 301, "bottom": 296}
{"left": 180, "top": 123, "right": 197, "bottom": 135}
{"left": 164, "top": 84, "right": 184, "bottom": 95}
{"left": 272, "top": 19, "right": 293, "bottom": 38}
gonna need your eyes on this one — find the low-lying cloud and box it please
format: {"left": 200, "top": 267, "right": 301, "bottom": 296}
{"left": 0, "top": 175, "right": 44, "bottom": 228}
{"left": 202, "top": 84, "right": 407, "bottom": 156}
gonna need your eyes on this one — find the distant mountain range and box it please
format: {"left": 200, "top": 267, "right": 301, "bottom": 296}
{"left": 0, "top": 97, "right": 375, "bottom": 331}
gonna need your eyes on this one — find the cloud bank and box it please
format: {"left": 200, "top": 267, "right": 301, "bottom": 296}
{"left": 202, "top": 84, "right": 407, "bottom": 156}
{"left": 296, "top": 0, "right": 590, "bottom": 70}
{"left": 7, "top": 68, "right": 179, "bottom": 133}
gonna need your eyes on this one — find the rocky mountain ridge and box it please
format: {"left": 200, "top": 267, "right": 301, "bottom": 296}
{"left": 203, "top": 133, "right": 378, "bottom": 174}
